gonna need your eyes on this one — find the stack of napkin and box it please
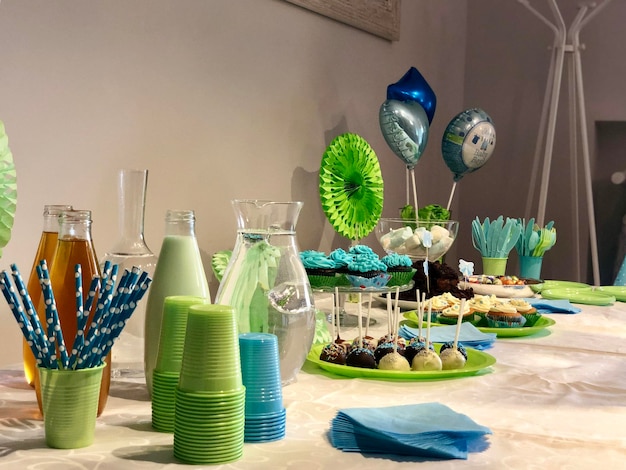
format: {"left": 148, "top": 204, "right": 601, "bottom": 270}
{"left": 330, "top": 403, "right": 491, "bottom": 460}
{"left": 523, "top": 298, "right": 581, "bottom": 314}
{"left": 399, "top": 322, "right": 496, "bottom": 350}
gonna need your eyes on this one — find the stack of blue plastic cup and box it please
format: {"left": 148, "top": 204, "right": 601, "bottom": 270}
{"left": 238, "top": 332, "right": 286, "bottom": 443}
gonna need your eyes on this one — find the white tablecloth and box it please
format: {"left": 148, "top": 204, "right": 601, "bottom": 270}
{"left": 1, "top": 293, "right": 626, "bottom": 469}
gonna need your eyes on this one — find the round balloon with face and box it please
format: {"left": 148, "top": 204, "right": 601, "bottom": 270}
{"left": 441, "top": 108, "right": 496, "bottom": 181}
{"left": 379, "top": 99, "right": 430, "bottom": 169}
{"left": 386, "top": 67, "right": 437, "bottom": 124}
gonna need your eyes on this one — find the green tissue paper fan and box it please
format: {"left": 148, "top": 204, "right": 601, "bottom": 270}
{"left": 0, "top": 121, "right": 17, "bottom": 257}
{"left": 319, "top": 133, "right": 384, "bottom": 241}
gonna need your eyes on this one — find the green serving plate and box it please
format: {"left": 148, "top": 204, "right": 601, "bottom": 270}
{"left": 540, "top": 287, "right": 615, "bottom": 306}
{"left": 401, "top": 312, "right": 556, "bottom": 338}
{"left": 593, "top": 286, "right": 626, "bottom": 302}
{"left": 306, "top": 343, "right": 496, "bottom": 380}
{"left": 531, "top": 280, "right": 591, "bottom": 293}
{"left": 473, "top": 316, "right": 556, "bottom": 337}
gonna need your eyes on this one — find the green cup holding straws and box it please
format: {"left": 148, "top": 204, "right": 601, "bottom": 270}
{"left": 39, "top": 363, "right": 105, "bottom": 448}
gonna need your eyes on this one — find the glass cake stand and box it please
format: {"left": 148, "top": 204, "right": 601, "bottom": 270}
{"left": 313, "top": 282, "right": 414, "bottom": 328}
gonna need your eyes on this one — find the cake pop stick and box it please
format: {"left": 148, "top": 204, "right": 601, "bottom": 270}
{"left": 415, "top": 289, "right": 423, "bottom": 339}
{"left": 334, "top": 287, "right": 341, "bottom": 342}
{"left": 393, "top": 287, "right": 400, "bottom": 352}
{"left": 419, "top": 292, "right": 426, "bottom": 340}
{"left": 365, "top": 293, "right": 373, "bottom": 337}
{"left": 357, "top": 293, "right": 363, "bottom": 347}
{"left": 386, "top": 292, "right": 393, "bottom": 338}
{"left": 454, "top": 299, "right": 466, "bottom": 350}
{"left": 330, "top": 293, "right": 336, "bottom": 341}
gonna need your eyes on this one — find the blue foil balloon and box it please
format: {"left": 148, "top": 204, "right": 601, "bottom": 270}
{"left": 387, "top": 67, "right": 437, "bottom": 124}
{"left": 379, "top": 99, "right": 430, "bottom": 169}
{"left": 441, "top": 108, "right": 496, "bottom": 181}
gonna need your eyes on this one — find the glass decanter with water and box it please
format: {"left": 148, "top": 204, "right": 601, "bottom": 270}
{"left": 100, "top": 169, "right": 158, "bottom": 378}
{"left": 215, "top": 200, "right": 316, "bottom": 386}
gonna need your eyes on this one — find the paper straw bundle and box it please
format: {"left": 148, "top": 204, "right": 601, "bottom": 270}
{"left": 0, "top": 260, "right": 151, "bottom": 370}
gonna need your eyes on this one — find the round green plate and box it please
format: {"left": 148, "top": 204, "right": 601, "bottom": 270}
{"left": 306, "top": 343, "right": 496, "bottom": 380}
{"left": 401, "top": 313, "right": 556, "bottom": 338}
{"left": 319, "top": 133, "right": 384, "bottom": 241}
{"left": 474, "top": 316, "right": 556, "bottom": 337}
{"left": 0, "top": 121, "right": 17, "bottom": 257}
{"left": 593, "top": 286, "right": 626, "bottom": 302}
{"left": 531, "top": 280, "right": 591, "bottom": 293}
{"left": 540, "top": 288, "right": 615, "bottom": 306}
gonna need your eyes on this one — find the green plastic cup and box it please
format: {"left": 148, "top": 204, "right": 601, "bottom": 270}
{"left": 38, "top": 363, "right": 105, "bottom": 449}
{"left": 519, "top": 255, "right": 543, "bottom": 280}
{"left": 155, "top": 296, "right": 209, "bottom": 374}
{"left": 482, "top": 257, "right": 508, "bottom": 276}
{"left": 151, "top": 369, "right": 181, "bottom": 433}
{"left": 178, "top": 305, "right": 242, "bottom": 393}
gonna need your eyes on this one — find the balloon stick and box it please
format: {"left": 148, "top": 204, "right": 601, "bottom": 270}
{"left": 446, "top": 181, "right": 457, "bottom": 211}
{"left": 410, "top": 168, "right": 419, "bottom": 218}
{"left": 406, "top": 168, "right": 410, "bottom": 206}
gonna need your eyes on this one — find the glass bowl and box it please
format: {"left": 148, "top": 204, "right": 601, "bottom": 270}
{"left": 374, "top": 218, "right": 459, "bottom": 261}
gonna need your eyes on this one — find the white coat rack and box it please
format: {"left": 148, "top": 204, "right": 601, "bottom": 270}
{"left": 520, "top": 0, "right": 613, "bottom": 285}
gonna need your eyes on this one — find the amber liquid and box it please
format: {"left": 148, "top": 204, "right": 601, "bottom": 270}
{"left": 23, "top": 231, "right": 59, "bottom": 387}
{"left": 34, "top": 237, "right": 111, "bottom": 417}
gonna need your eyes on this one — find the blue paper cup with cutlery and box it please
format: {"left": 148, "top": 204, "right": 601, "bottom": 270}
{"left": 519, "top": 255, "right": 543, "bottom": 280}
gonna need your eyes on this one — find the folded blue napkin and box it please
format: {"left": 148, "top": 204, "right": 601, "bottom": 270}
{"left": 399, "top": 322, "right": 496, "bottom": 350}
{"left": 330, "top": 403, "right": 491, "bottom": 460}
{"left": 523, "top": 298, "right": 581, "bottom": 314}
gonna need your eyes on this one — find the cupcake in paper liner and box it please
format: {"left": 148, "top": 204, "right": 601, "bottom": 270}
{"left": 436, "top": 301, "right": 475, "bottom": 325}
{"left": 425, "top": 295, "right": 450, "bottom": 323}
{"left": 300, "top": 250, "right": 338, "bottom": 288}
{"left": 486, "top": 302, "right": 527, "bottom": 328}
{"left": 329, "top": 248, "right": 353, "bottom": 286}
{"left": 381, "top": 253, "right": 416, "bottom": 287}
{"left": 509, "top": 298, "right": 541, "bottom": 326}
{"left": 344, "top": 245, "right": 389, "bottom": 288}
{"left": 469, "top": 294, "right": 497, "bottom": 324}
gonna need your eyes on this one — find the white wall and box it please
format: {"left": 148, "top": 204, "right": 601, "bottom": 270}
{"left": 460, "top": 0, "right": 626, "bottom": 283}
{"left": 0, "top": 1, "right": 467, "bottom": 366}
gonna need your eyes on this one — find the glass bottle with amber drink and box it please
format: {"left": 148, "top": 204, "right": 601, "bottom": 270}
{"left": 34, "top": 209, "right": 111, "bottom": 416}
{"left": 22, "top": 204, "right": 72, "bottom": 386}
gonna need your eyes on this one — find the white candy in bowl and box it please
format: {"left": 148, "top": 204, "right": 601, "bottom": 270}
{"left": 375, "top": 219, "right": 459, "bottom": 261}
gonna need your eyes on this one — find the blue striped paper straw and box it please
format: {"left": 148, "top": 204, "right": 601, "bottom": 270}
{"left": 77, "top": 266, "right": 118, "bottom": 369}
{"left": 9, "top": 264, "right": 49, "bottom": 357}
{"left": 0, "top": 273, "right": 51, "bottom": 368}
{"left": 86, "top": 268, "right": 137, "bottom": 367}
{"left": 37, "top": 261, "right": 70, "bottom": 369}
{"left": 97, "top": 271, "right": 152, "bottom": 364}
{"left": 69, "top": 275, "right": 100, "bottom": 368}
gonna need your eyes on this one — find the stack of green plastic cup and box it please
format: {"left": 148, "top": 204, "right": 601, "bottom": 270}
{"left": 152, "top": 295, "right": 209, "bottom": 433}
{"left": 174, "top": 304, "right": 245, "bottom": 465}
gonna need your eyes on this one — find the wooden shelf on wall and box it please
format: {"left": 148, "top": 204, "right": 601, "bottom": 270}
{"left": 284, "top": 0, "right": 400, "bottom": 41}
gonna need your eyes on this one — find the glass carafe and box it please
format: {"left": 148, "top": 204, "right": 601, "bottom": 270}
{"left": 100, "top": 169, "right": 158, "bottom": 378}
{"left": 215, "top": 200, "right": 316, "bottom": 385}
{"left": 22, "top": 204, "right": 73, "bottom": 386}
{"left": 143, "top": 209, "right": 210, "bottom": 395}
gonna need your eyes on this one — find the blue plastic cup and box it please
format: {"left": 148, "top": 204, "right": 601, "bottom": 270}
{"left": 239, "top": 333, "right": 283, "bottom": 416}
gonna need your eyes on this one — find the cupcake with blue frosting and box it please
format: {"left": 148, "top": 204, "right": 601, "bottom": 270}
{"left": 344, "top": 245, "right": 390, "bottom": 288}
{"left": 300, "top": 250, "right": 338, "bottom": 288}
{"left": 381, "top": 253, "right": 416, "bottom": 287}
